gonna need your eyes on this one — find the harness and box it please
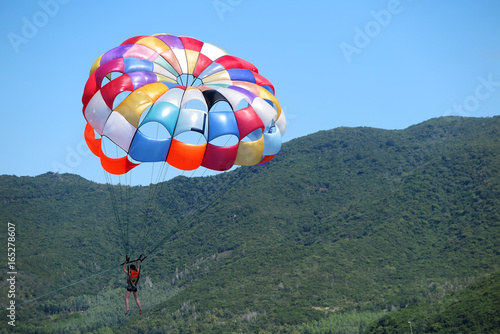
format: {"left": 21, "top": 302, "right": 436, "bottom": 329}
{"left": 127, "top": 267, "right": 140, "bottom": 287}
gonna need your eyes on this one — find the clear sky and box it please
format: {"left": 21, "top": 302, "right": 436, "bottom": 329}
{"left": 1, "top": 0, "right": 499, "bottom": 185}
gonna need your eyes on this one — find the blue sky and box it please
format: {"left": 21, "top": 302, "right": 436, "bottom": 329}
{"left": 1, "top": 0, "right": 499, "bottom": 185}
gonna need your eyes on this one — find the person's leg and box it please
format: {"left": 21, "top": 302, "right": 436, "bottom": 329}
{"left": 125, "top": 290, "right": 131, "bottom": 314}
{"left": 133, "top": 291, "right": 142, "bottom": 314}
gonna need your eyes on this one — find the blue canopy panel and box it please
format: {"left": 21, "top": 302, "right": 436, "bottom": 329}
{"left": 129, "top": 130, "right": 171, "bottom": 162}
{"left": 207, "top": 111, "right": 240, "bottom": 142}
{"left": 226, "top": 69, "right": 256, "bottom": 83}
{"left": 124, "top": 57, "right": 155, "bottom": 73}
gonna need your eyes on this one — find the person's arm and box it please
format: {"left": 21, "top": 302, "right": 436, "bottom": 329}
{"left": 123, "top": 262, "right": 128, "bottom": 274}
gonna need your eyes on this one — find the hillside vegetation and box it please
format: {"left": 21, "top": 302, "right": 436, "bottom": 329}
{"left": 365, "top": 272, "right": 500, "bottom": 333}
{"left": 0, "top": 116, "right": 498, "bottom": 333}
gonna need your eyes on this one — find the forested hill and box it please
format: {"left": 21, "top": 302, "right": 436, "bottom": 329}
{"left": 0, "top": 116, "right": 499, "bottom": 333}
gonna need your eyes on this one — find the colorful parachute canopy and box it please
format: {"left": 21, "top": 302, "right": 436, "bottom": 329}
{"left": 82, "top": 34, "right": 286, "bottom": 175}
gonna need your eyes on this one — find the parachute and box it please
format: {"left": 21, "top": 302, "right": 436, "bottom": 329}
{"left": 81, "top": 34, "right": 286, "bottom": 260}
{"left": 82, "top": 34, "right": 286, "bottom": 175}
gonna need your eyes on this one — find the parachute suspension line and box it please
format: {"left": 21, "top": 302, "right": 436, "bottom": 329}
{"left": 134, "top": 162, "right": 171, "bottom": 255}
{"left": 144, "top": 164, "right": 258, "bottom": 260}
{"left": 99, "top": 140, "right": 135, "bottom": 256}
{"left": 103, "top": 170, "right": 130, "bottom": 256}
{"left": 137, "top": 164, "right": 193, "bottom": 256}
{"left": 129, "top": 161, "right": 171, "bottom": 255}
{"left": 123, "top": 170, "right": 133, "bottom": 256}
{"left": 116, "top": 167, "right": 132, "bottom": 255}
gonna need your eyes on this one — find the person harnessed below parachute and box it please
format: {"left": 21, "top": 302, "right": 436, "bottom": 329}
{"left": 81, "top": 34, "right": 286, "bottom": 315}
{"left": 122, "top": 254, "right": 146, "bottom": 315}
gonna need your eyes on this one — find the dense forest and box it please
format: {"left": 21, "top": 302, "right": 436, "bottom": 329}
{"left": 365, "top": 272, "right": 500, "bottom": 333}
{"left": 0, "top": 116, "right": 499, "bottom": 333}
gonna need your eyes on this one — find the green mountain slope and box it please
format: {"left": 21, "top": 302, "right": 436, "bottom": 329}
{"left": 0, "top": 116, "right": 498, "bottom": 333}
{"left": 365, "top": 272, "right": 500, "bottom": 333}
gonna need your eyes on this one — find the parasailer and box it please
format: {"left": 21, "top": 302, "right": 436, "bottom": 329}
{"left": 123, "top": 256, "right": 142, "bottom": 315}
